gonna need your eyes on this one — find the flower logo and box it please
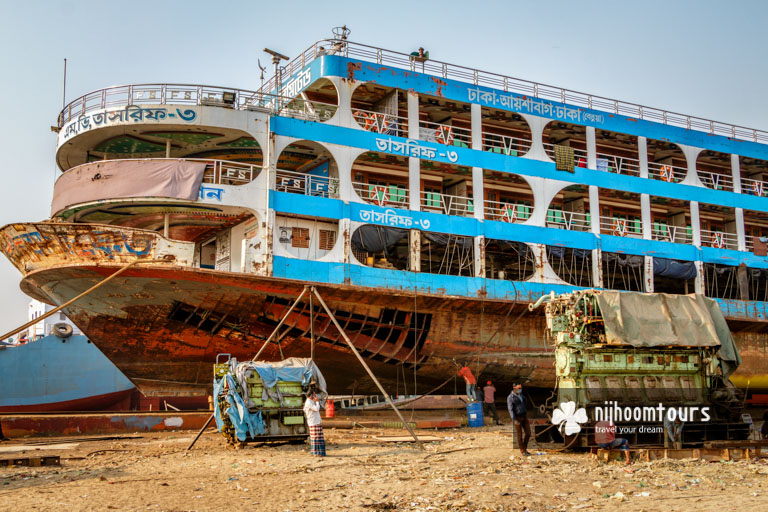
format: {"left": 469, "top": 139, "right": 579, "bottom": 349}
{"left": 551, "top": 401, "right": 588, "bottom": 435}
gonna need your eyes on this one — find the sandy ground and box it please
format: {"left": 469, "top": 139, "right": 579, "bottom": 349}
{"left": 0, "top": 426, "right": 766, "bottom": 511}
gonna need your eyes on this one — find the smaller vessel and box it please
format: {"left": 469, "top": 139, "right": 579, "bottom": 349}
{"left": 0, "top": 334, "right": 135, "bottom": 412}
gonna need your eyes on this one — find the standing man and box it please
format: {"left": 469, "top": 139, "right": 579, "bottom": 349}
{"left": 483, "top": 380, "right": 501, "bottom": 425}
{"left": 507, "top": 383, "right": 531, "bottom": 456}
{"left": 458, "top": 363, "right": 477, "bottom": 401}
{"left": 303, "top": 390, "right": 326, "bottom": 457}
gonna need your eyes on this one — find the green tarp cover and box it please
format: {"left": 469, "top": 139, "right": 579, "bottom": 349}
{"left": 594, "top": 291, "right": 741, "bottom": 373}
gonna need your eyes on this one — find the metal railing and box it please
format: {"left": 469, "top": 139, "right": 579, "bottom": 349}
{"left": 352, "top": 181, "right": 409, "bottom": 209}
{"left": 697, "top": 169, "right": 734, "bottom": 192}
{"left": 599, "top": 216, "right": 643, "bottom": 237}
{"left": 272, "top": 39, "right": 768, "bottom": 144}
{"left": 595, "top": 152, "right": 641, "bottom": 177}
{"left": 741, "top": 177, "right": 768, "bottom": 197}
{"left": 57, "top": 82, "right": 340, "bottom": 128}
{"left": 275, "top": 169, "right": 339, "bottom": 199}
{"left": 545, "top": 210, "right": 591, "bottom": 231}
{"left": 418, "top": 121, "right": 472, "bottom": 148}
{"left": 352, "top": 108, "right": 408, "bottom": 137}
{"left": 700, "top": 229, "right": 739, "bottom": 250}
{"left": 648, "top": 162, "right": 686, "bottom": 183}
{"left": 59, "top": 158, "right": 261, "bottom": 186}
{"left": 420, "top": 190, "right": 473, "bottom": 216}
{"left": 482, "top": 133, "right": 531, "bottom": 156}
{"left": 484, "top": 200, "right": 530, "bottom": 223}
{"left": 651, "top": 224, "right": 693, "bottom": 245}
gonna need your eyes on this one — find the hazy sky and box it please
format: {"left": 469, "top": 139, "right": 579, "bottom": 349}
{"left": 1, "top": 0, "right": 767, "bottom": 334}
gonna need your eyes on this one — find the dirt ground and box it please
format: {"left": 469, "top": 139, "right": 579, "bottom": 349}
{"left": 0, "top": 426, "right": 766, "bottom": 511}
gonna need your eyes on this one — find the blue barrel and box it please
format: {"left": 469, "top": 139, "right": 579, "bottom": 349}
{"left": 466, "top": 401, "right": 484, "bottom": 427}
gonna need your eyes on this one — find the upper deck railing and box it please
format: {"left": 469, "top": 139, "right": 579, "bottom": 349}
{"left": 258, "top": 39, "right": 768, "bottom": 145}
{"left": 61, "top": 38, "right": 768, "bottom": 145}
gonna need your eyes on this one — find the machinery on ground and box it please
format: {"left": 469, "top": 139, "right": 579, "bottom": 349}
{"left": 530, "top": 290, "right": 749, "bottom": 447}
{"left": 213, "top": 355, "right": 326, "bottom": 446}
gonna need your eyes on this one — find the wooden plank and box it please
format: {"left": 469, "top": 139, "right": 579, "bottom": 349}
{"left": 372, "top": 435, "right": 443, "bottom": 442}
{"left": 0, "top": 456, "right": 60, "bottom": 467}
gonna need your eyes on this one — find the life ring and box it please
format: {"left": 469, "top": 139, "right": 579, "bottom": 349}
{"left": 53, "top": 322, "right": 73, "bottom": 339}
{"left": 435, "top": 126, "right": 454, "bottom": 146}
{"left": 660, "top": 165, "right": 674, "bottom": 182}
{"left": 501, "top": 204, "right": 517, "bottom": 223}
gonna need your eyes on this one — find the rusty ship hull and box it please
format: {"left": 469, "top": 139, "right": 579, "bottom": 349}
{"left": 18, "top": 263, "right": 555, "bottom": 396}
{"left": 13, "top": 259, "right": 767, "bottom": 397}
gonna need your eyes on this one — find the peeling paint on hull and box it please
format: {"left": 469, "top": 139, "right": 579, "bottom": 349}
{"left": 19, "top": 264, "right": 768, "bottom": 396}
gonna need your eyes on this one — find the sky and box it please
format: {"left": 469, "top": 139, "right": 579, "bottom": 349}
{"left": 0, "top": 0, "right": 767, "bottom": 335}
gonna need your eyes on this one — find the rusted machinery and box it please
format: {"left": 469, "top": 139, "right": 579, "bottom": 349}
{"left": 530, "top": 290, "right": 749, "bottom": 446}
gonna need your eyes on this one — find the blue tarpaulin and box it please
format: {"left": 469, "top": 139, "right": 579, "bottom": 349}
{"left": 213, "top": 374, "right": 265, "bottom": 441}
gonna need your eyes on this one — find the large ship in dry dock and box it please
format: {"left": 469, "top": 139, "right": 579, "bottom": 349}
{"left": 3, "top": 30, "right": 768, "bottom": 398}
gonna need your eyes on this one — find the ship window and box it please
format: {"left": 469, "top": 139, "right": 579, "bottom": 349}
{"left": 291, "top": 228, "right": 310, "bottom": 249}
{"left": 318, "top": 230, "right": 336, "bottom": 251}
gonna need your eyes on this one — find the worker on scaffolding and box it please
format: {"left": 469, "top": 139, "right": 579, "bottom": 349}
{"left": 457, "top": 363, "right": 477, "bottom": 401}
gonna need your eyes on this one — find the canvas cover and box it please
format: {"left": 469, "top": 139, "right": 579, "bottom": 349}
{"left": 51, "top": 160, "right": 207, "bottom": 215}
{"left": 594, "top": 291, "right": 740, "bottom": 373}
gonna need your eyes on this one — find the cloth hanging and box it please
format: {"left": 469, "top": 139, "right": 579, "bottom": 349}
{"left": 652, "top": 257, "right": 697, "bottom": 280}
{"left": 351, "top": 225, "right": 408, "bottom": 253}
{"left": 554, "top": 145, "right": 575, "bottom": 173}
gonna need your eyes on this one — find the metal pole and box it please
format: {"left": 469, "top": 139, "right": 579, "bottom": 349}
{"left": 251, "top": 286, "right": 308, "bottom": 361}
{"left": 311, "top": 287, "right": 425, "bottom": 450}
{"left": 62, "top": 58, "right": 67, "bottom": 110}
{"left": 309, "top": 291, "right": 315, "bottom": 361}
{"left": 0, "top": 259, "right": 161, "bottom": 342}
{"left": 186, "top": 413, "right": 216, "bottom": 451}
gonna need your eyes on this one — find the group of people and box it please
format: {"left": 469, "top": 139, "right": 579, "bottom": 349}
{"left": 458, "top": 364, "right": 532, "bottom": 456}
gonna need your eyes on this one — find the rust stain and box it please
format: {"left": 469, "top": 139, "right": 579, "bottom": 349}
{"left": 431, "top": 77, "right": 447, "bottom": 97}
{"left": 346, "top": 62, "right": 362, "bottom": 81}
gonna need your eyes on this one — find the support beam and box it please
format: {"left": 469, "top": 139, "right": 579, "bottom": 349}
{"left": 311, "top": 287, "right": 425, "bottom": 450}
{"left": 251, "top": 287, "right": 309, "bottom": 361}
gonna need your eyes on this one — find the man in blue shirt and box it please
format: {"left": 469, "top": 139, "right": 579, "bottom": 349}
{"left": 507, "top": 383, "right": 531, "bottom": 456}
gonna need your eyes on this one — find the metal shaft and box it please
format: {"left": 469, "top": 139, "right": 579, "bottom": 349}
{"left": 311, "top": 287, "right": 425, "bottom": 450}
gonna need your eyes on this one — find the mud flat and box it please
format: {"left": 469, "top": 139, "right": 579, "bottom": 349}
{"left": 0, "top": 427, "right": 766, "bottom": 511}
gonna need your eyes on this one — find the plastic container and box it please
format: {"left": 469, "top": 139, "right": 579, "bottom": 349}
{"left": 466, "top": 401, "right": 484, "bottom": 428}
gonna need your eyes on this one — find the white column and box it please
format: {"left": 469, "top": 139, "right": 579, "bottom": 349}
{"left": 519, "top": 113, "right": 549, "bottom": 161}
{"left": 592, "top": 248, "right": 603, "bottom": 288}
{"left": 586, "top": 126, "right": 596, "bottom": 170}
{"left": 694, "top": 260, "right": 705, "bottom": 295}
{"left": 640, "top": 194, "right": 651, "bottom": 240}
{"left": 680, "top": 145, "right": 704, "bottom": 187}
{"left": 474, "top": 236, "right": 485, "bottom": 278}
{"left": 470, "top": 104, "right": 485, "bottom": 220}
{"left": 589, "top": 185, "right": 600, "bottom": 235}
{"left": 736, "top": 208, "right": 746, "bottom": 252}
{"left": 690, "top": 201, "right": 701, "bottom": 247}
{"left": 408, "top": 91, "right": 421, "bottom": 211}
{"left": 731, "top": 153, "right": 742, "bottom": 193}
{"left": 409, "top": 229, "right": 421, "bottom": 272}
{"left": 340, "top": 218, "right": 351, "bottom": 264}
{"left": 638, "top": 136, "right": 649, "bottom": 179}
{"left": 644, "top": 256, "right": 654, "bottom": 293}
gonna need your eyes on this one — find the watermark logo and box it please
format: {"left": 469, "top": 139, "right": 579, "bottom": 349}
{"left": 551, "top": 401, "right": 588, "bottom": 435}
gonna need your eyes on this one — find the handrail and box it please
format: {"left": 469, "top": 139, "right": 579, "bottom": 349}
{"left": 651, "top": 224, "right": 693, "bottom": 244}
{"left": 741, "top": 177, "right": 768, "bottom": 197}
{"left": 485, "top": 199, "right": 530, "bottom": 223}
{"left": 58, "top": 158, "right": 261, "bottom": 186}
{"left": 697, "top": 168, "right": 734, "bottom": 191}
{"left": 418, "top": 120, "right": 472, "bottom": 147}
{"left": 352, "top": 181, "right": 409, "bottom": 208}
{"left": 352, "top": 108, "right": 408, "bottom": 137}
{"left": 546, "top": 210, "right": 590, "bottom": 231}
{"left": 648, "top": 161, "right": 686, "bottom": 183}
{"left": 66, "top": 38, "right": 768, "bottom": 145}
{"left": 700, "top": 228, "right": 739, "bottom": 249}
{"left": 599, "top": 215, "right": 643, "bottom": 237}
{"left": 420, "top": 190, "right": 473, "bottom": 216}
{"left": 275, "top": 169, "right": 339, "bottom": 198}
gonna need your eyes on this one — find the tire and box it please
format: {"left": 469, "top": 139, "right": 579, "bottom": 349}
{"left": 53, "top": 322, "right": 73, "bottom": 339}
